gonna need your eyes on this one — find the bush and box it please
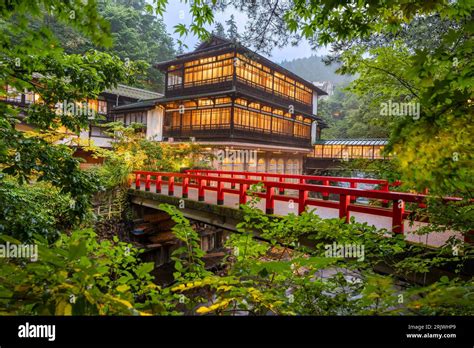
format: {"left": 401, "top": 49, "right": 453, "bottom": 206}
{"left": 0, "top": 230, "right": 175, "bottom": 315}
{"left": 0, "top": 178, "right": 75, "bottom": 242}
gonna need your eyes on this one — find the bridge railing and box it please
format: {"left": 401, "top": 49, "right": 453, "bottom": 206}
{"left": 130, "top": 170, "right": 462, "bottom": 235}
{"left": 184, "top": 169, "right": 402, "bottom": 206}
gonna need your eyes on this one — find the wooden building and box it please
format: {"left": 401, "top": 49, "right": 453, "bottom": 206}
{"left": 310, "top": 139, "right": 389, "bottom": 160}
{"left": 305, "top": 139, "right": 389, "bottom": 172}
{"left": 1, "top": 83, "right": 162, "bottom": 168}
{"left": 112, "top": 35, "right": 327, "bottom": 174}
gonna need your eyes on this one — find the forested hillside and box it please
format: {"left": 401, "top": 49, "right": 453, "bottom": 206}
{"left": 49, "top": 0, "right": 176, "bottom": 91}
{"left": 280, "top": 55, "right": 353, "bottom": 84}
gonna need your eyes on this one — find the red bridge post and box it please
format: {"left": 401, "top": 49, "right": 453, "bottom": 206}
{"left": 145, "top": 175, "right": 151, "bottom": 192}
{"left": 279, "top": 177, "right": 285, "bottom": 195}
{"left": 298, "top": 188, "right": 308, "bottom": 215}
{"left": 198, "top": 178, "right": 205, "bottom": 202}
{"left": 265, "top": 185, "right": 275, "bottom": 214}
{"left": 322, "top": 180, "right": 329, "bottom": 200}
{"left": 135, "top": 173, "right": 141, "bottom": 190}
{"left": 239, "top": 182, "right": 248, "bottom": 205}
{"left": 155, "top": 175, "right": 162, "bottom": 193}
{"left": 217, "top": 180, "right": 224, "bottom": 205}
{"left": 168, "top": 176, "right": 174, "bottom": 196}
{"left": 350, "top": 182, "right": 356, "bottom": 203}
{"left": 182, "top": 177, "right": 189, "bottom": 198}
{"left": 392, "top": 199, "right": 405, "bottom": 234}
{"left": 339, "top": 194, "right": 350, "bottom": 223}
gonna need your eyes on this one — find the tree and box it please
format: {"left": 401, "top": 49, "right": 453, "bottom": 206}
{"left": 0, "top": 0, "right": 144, "bottom": 228}
{"left": 212, "top": 22, "right": 226, "bottom": 38}
{"left": 48, "top": 0, "right": 176, "bottom": 91}
{"left": 225, "top": 15, "right": 240, "bottom": 41}
{"left": 319, "top": 87, "right": 395, "bottom": 139}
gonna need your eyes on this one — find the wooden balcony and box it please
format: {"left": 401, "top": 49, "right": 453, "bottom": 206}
{"left": 163, "top": 125, "right": 311, "bottom": 148}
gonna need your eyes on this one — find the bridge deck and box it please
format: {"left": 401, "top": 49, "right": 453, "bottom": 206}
{"left": 134, "top": 182, "right": 459, "bottom": 248}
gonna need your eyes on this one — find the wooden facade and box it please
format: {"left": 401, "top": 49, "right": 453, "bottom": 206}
{"left": 154, "top": 35, "right": 326, "bottom": 150}
{"left": 1, "top": 84, "right": 162, "bottom": 167}
{"left": 310, "top": 139, "right": 389, "bottom": 160}
{"left": 111, "top": 35, "right": 327, "bottom": 174}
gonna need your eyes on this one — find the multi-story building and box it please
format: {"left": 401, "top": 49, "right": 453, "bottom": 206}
{"left": 111, "top": 35, "right": 327, "bottom": 174}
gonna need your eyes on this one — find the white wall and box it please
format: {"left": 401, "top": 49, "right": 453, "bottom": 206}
{"left": 146, "top": 106, "right": 164, "bottom": 141}
{"left": 312, "top": 92, "right": 318, "bottom": 115}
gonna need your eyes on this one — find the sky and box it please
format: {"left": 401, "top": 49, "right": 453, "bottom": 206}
{"left": 160, "top": 1, "right": 329, "bottom": 63}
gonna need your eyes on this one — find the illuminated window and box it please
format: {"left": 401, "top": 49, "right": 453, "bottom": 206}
{"left": 269, "top": 159, "right": 277, "bottom": 173}
{"left": 277, "top": 159, "right": 284, "bottom": 173}
{"left": 181, "top": 56, "right": 234, "bottom": 88}
{"left": 98, "top": 100, "right": 107, "bottom": 114}
{"left": 88, "top": 99, "right": 98, "bottom": 113}
{"left": 313, "top": 145, "right": 323, "bottom": 157}
{"left": 352, "top": 146, "right": 363, "bottom": 158}
{"left": 257, "top": 158, "right": 265, "bottom": 172}
{"left": 294, "top": 159, "right": 300, "bottom": 174}
{"left": 323, "top": 145, "right": 332, "bottom": 158}
{"left": 374, "top": 146, "right": 384, "bottom": 159}
{"left": 332, "top": 145, "right": 343, "bottom": 158}
{"left": 168, "top": 69, "right": 183, "bottom": 87}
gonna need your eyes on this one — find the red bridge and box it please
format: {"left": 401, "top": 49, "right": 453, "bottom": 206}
{"left": 131, "top": 170, "right": 463, "bottom": 247}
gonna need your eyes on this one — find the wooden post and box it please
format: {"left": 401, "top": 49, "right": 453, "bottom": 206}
{"left": 198, "top": 178, "right": 205, "bottom": 201}
{"left": 182, "top": 177, "right": 189, "bottom": 198}
{"left": 381, "top": 183, "right": 389, "bottom": 207}
{"left": 239, "top": 183, "right": 248, "bottom": 206}
{"left": 265, "top": 185, "right": 275, "bottom": 214}
{"left": 145, "top": 175, "right": 151, "bottom": 192}
{"left": 135, "top": 173, "right": 141, "bottom": 190}
{"left": 392, "top": 199, "right": 405, "bottom": 234}
{"left": 279, "top": 176, "right": 285, "bottom": 195}
{"left": 465, "top": 230, "right": 474, "bottom": 244}
{"left": 322, "top": 180, "right": 329, "bottom": 200}
{"left": 298, "top": 189, "right": 308, "bottom": 215}
{"left": 217, "top": 180, "right": 224, "bottom": 205}
{"left": 168, "top": 176, "right": 174, "bottom": 196}
{"left": 418, "top": 188, "right": 428, "bottom": 209}
{"left": 339, "top": 194, "right": 350, "bottom": 223}
{"left": 156, "top": 175, "right": 162, "bottom": 194}
{"left": 350, "top": 182, "right": 356, "bottom": 203}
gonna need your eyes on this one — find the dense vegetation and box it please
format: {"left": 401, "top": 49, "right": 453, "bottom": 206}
{"left": 281, "top": 55, "right": 353, "bottom": 85}
{"left": 48, "top": 0, "right": 176, "bottom": 91}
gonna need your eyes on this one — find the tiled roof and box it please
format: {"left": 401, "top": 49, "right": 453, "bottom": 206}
{"left": 104, "top": 84, "right": 162, "bottom": 100}
{"left": 315, "top": 139, "right": 388, "bottom": 146}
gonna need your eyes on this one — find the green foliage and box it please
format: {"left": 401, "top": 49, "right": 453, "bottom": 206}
{"left": 49, "top": 0, "right": 176, "bottom": 90}
{"left": 158, "top": 204, "right": 211, "bottom": 281}
{"left": 0, "top": 179, "right": 76, "bottom": 242}
{"left": 281, "top": 56, "right": 352, "bottom": 85}
{"left": 0, "top": 230, "right": 174, "bottom": 315}
{"left": 87, "top": 122, "right": 213, "bottom": 182}
{"left": 319, "top": 87, "right": 394, "bottom": 139}
{"left": 1, "top": 1, "right": 145, "bottom": 226}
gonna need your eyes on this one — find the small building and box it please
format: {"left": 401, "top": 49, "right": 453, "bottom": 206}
{"left": 310, "top": 139, "right": 389, "bottom": 160}
{"left": 304, "top": 139, "right": 389, "bottom": 172}
{"left": 0, "top": 83, "right": 162, "bottom": 168}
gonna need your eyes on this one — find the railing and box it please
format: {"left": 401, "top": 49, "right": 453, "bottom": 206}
{"left": 130, "top": 170, "right": 457, "bottom": 236}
